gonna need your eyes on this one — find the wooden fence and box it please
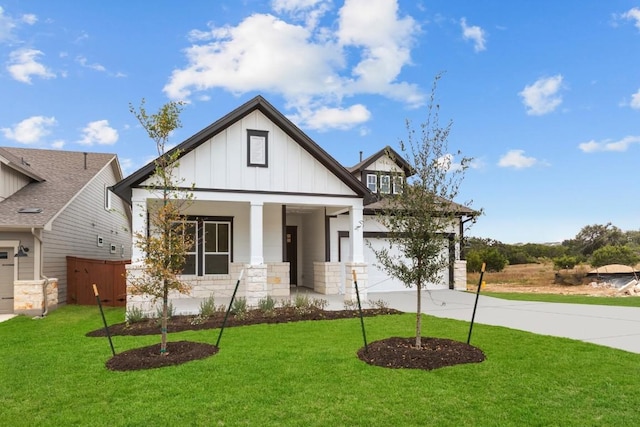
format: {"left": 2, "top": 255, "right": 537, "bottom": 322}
{"left": 66, "top": 256, "right": 129, "bottom": 306}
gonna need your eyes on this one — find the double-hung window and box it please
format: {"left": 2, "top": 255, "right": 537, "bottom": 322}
{"left": 379, "top": 175, "right": 391, "bottom": 194}
{"left": 392, "top": 175, "right": 403, "bottom": 194}
{"left": 366, "top": 174, "right": 377, "bottom": 192}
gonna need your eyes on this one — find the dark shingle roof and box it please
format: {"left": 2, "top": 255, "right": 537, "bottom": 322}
{"left": 0, "top": 147, "right": 117, "bottom": 229}
{"left": 348, "top": 145, "right": 414, "bottom": 176}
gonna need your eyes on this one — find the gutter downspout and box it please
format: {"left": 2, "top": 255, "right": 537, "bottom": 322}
{"left": 31, "top": 228, "right": 50, "bottom": 318}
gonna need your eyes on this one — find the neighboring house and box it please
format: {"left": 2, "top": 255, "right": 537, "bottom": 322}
{"left": 0, "top": 147, "right": 131, "bottom": 316}
{"left": 112, "top": 96, "right": 476, "bottom": 314}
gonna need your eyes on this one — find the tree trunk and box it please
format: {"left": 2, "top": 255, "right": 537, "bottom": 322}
{"left": 161, "top": 284, "right": 168, "bottom": 355}
{"left": 415, "top": 279, "right": 422, "bottom": 347}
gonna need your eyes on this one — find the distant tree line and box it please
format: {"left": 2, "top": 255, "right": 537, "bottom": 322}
{"left": 466, "top": 222, "right": 640, "bottom": 272}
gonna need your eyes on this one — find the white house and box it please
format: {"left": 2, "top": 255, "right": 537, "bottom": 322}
{"left": 112, "top": 96, "right": 475, "bottom": 314}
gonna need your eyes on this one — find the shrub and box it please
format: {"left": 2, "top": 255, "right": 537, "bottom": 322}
{"left": 231, "top": 297, "right": 247, "bottom": 315}
{"left": 553, "top": 255, "right": 579, "bottom": 270}
{"left": 368, "top": 299, "right": 389, "bottom": 310}
{"left": 466, "top": 248, "right": 508, "bottom": 272}
{"left": 466, "top": 250, "right": 483, "bottom": 273}
{"left": 199, "top": 295, "right": 217, "bottom": 318}
{"left": 155, "top": 301, "right": 175, "bottom": 319}
{"left": 257, "top": 295, "right": 276, "bottom": 313}
{"left": 590, "top": 245, "right": 640, "bottom": 268}
{"left": 126, "top": 306, "right": 146, "bottom": 324}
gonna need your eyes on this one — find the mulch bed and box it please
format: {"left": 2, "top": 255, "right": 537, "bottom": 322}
{"left": 358, "top": 337, "right": 485, "bottom": 370}
{"left": 91, "top": 307, "right": 485, "bottom": 372}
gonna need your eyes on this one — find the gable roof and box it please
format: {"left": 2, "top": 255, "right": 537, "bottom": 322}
{"left": 0, "top": 147, "right": 46, "bottom": 182}
{"left": 349, "top": 145, "right": 414, "bottom": 177}
{"left": 113, "top": 95, "right": 369, "bottom": 204}
{"left": 0, "top": 147, "right": 119, "bottom": 229}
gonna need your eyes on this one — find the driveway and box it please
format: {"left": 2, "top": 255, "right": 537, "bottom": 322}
{"left": 366, "top": 289, "right": 640, "bottom": 354}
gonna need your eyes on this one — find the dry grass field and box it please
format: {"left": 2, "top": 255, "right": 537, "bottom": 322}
{"left": 467, "top": 262, "right": 619, "bottom": 296}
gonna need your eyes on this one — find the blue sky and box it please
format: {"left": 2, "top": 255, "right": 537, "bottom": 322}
{"left": 1, "top": 0, "right": 639, "bottom": 244}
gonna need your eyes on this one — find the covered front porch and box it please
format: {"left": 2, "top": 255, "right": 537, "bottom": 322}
{"left": 127, "top": 188, "right": 368, "bottom": 315}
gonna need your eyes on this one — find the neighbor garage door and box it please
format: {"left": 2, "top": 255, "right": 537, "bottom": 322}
{"left": 340, "top": 237, "right": 449, "bottom": 292}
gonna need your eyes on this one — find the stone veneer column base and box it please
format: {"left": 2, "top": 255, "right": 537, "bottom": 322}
{"left": 344, "top": 263, "right": 368, "bottom": 303}
{"left": 313, "top": 262, "right": 341, "bottom": 295}
{"left": 245, "top": 264, "right": 267, "bottom": 306}
{"left": 14, "top": 278, "right": 59, "bottom": 316}
{"left": 454, "top": 260, "right": 467, "bottom": 291}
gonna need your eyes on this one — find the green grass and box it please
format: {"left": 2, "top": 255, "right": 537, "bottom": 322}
{"left": 2, "top": 305, "right": 640, "bottom": 426}
{"left": 480, "top": 291, "right": 640, "bottom": 307}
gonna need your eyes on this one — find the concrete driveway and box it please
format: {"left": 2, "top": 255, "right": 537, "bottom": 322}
{"left": 366, "top": 289, "right": 640, "bottom": 354}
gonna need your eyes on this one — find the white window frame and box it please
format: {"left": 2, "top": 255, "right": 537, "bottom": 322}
{"left": 393, "top": 175, "right": 403, "bottom": 194}
{"left": 380, "top": 175, "right": 391, "bottom": 194}
{"left": 104, "top": 185, "right": 113, "bottom": 210}
{"left": 366, "top": 174, "right": 377, "bottom": 193}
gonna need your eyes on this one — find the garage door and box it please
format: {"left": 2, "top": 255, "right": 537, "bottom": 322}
{"left": 0, "top": 248, "right": 14, "bottom": 314}
{"left": 340, "top": 237, "right": 448, "bottom": 292}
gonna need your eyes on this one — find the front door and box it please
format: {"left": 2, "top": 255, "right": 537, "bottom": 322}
{"left": 0, "top": 248, "right": 14, "bottom": 314}
{"left": 285, "top": 226, "right": 298, "bottom": 286}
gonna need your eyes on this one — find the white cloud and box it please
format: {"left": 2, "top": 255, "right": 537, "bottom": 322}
{"left": 0, "top": 7, "right": 17, "bottom": 42}
{"left": 622, "top": 7, "right": 640, "bottom": 30}
{"left": 630, "top": 89, "right": 640, "bottom": 109}
{"left": 290, "top": 103, "right": 371, "bottom": 130}
{"left": 78, "top": 120, "right": 119, "bottom": 145}
{"left": 6, "top": 48, "right": 55, "bottom": 83}
{"left": 578, "top": 136, "right": 640, "bottom": 153}
{"left": 436, "top": 153, "right": 465, "bottom": 172}
{"left": 1, "top": 116, "right": 57, "bottom": 144}
{"left": 460, "top": 17, "right": 486, "bottom": 52}
{"left": 272, "top": 0, "right": 332, "bottom": 28}
{"left": 0, "top": 6, "right": 37, "bottom": 43}
{"left": 21, "top": 14, "right": 37, "bottom": 25}
{"left": 498, "top": 149, "right": 537, "bottom": 169}
{"left": 519, "top": 75, "right": 563, "bottom": 116}
{"left": 76, "top": 55, "right": 106, "bottom": 72}
{"left": 164, "top": 0, "right": 423, "bottom": 130}
{"left": 51, "top": 139, "right": 65, "bottom": 149}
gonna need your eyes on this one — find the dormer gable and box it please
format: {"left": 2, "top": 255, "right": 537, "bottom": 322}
{"left": 349, "top": 146, "right": 413, "bottom": 196}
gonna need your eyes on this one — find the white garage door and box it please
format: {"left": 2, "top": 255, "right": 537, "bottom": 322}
{"left": 340, "top": 237, "right": 449, "bottom": 292}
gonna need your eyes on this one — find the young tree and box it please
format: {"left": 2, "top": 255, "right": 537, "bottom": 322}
{"left": 371, "top": 74, "right": 475, "bottom": 347}
{"left": 129, "top": 100, "right": 193, "bottom": 355}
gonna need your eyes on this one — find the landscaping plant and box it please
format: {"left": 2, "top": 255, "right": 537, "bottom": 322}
{"left": 128, "top": 99, "right": 194, "bottom": 355}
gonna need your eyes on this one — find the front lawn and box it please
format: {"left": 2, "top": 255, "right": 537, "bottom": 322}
{"left": 1, "top": 305, "right": 639, "bottom": 426}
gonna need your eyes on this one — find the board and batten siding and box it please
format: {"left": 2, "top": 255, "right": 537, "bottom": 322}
{"left": 0, "top": 163, "right": 31, "bottom": 201}
{"left": 155, "top": 110, "right": 356, "bottom": 197}
{"left": 42, "top": 161, "right": 131, "bottom": 303}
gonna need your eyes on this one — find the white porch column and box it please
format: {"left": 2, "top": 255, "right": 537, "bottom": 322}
{"left": 349, "top": 205, "right": 364, "bottom": 263}
{"left": 130, "top": 192, "right": 147, "bottom": 265}
{"left": 250, "top": 201, "right": 264, "bottom": 265}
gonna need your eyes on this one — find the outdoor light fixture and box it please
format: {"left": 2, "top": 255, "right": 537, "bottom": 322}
{"left": 15, "top": 245, "right": 29, "bottom": 257}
